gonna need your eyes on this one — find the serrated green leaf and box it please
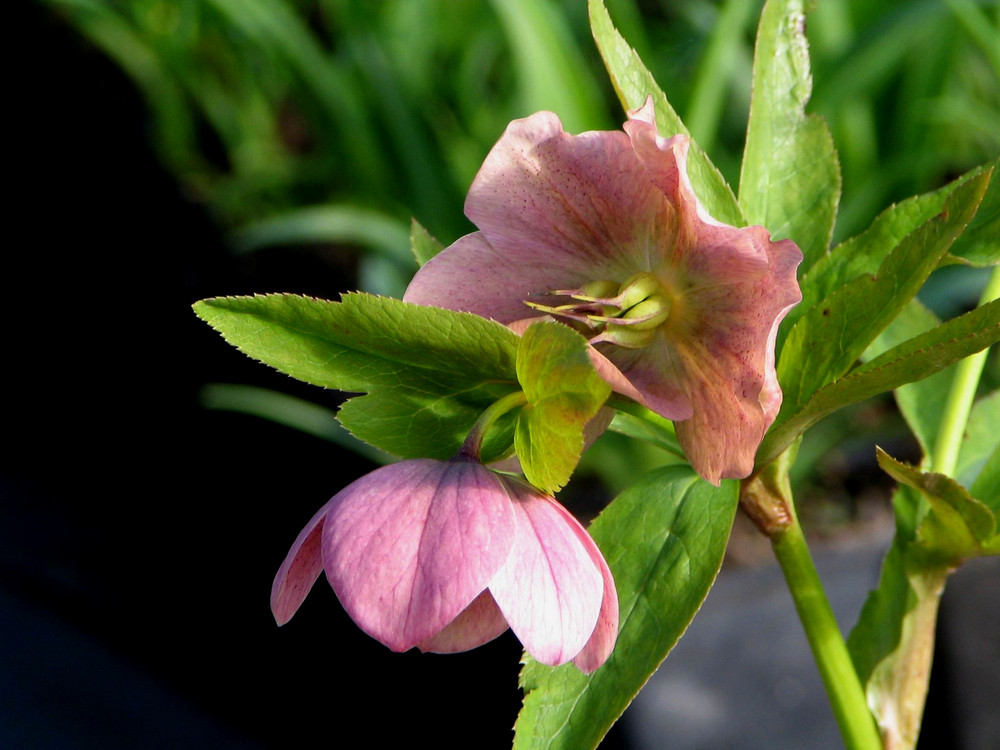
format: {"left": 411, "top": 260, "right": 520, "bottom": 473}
{"left": 759, "top": 299, "right": 1000, "bottom": 467}
{"left": 781, "top": 163, "right": 995, "bottom": 349}
{"left": 194, "top": 293, "right": 518, "bottom": 392}
{"left": 514, "top": 466, "right": 738, "bottom": 750}
{"left": 739, "top": 0, "right": 840, "bottom": 270}
{"left": 410, "top": 218, "right": 445, "bottom": 266}
{"left": 193, "top": 293, "right": 521, "bottom": 458}
{"left": 773, "top": 172, "right": 990, "bottom": 433}
{"left": 587, "top": 0, "right": 744, "bottom": 227}
{"left": 514, "top": 322, "right": 610, "bottom": 494}
{"left": 878, "top": 448, "right": 999, "bottom": 564}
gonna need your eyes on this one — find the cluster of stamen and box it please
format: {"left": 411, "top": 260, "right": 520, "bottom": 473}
{"left": 525, "top": 272, "right": 671, "bottom": 349}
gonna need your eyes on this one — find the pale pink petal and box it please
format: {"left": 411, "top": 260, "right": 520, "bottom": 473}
{"left": 569, "top": 520, "right": 619, "bottom": 673}
{"left": 270, "top": 497, "right": 336, "bottom": 626}
{"left": 488, "top": 480, "right": 603, "bottom": 666}
{"left": 417, "top": 590, "right": 509, "bottom": 654}
{"left": 322, "top": 458, "right": 515, "bottom": 651}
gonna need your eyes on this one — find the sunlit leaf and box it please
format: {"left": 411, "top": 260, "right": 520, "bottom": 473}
{"left": 514, "top": 467, "right": 738, "bottom": 750}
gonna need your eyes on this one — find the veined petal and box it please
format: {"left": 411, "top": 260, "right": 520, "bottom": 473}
{"left": 489, "top": 479, "right": 603, "bottom": 666}
{"left": 569, "top": 517, "right": 619, "bottom": 674}
{"left": 668, "top": 228, "right": 802, "bottom": 483}
{"left": 466, "top": 111, "right": 670, "bottom": 281}
{"left": 270, "top": 497, "right": 336, "bottom": 626}
{"left": 322, "top": 458, "right": 515, "bottom": 652}
{"left": 417, "top": 590, "right": 509, "bottom": 654}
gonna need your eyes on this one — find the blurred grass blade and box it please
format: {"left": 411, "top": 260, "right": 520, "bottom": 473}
{"left": 233, "top": 205, "right": 413, "bottom": 266}
{"left": 199, "top": 383, "right": 390, "bottom": 464}
{"left": 490, "top": 0, "right": 608, "bottom": 133}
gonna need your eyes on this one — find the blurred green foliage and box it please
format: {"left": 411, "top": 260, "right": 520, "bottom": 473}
{"left": 44, "top": 0, "right": 998, "bottom": 280}
{"left": 43, "top": 0, "right": 998, "bottom": 502}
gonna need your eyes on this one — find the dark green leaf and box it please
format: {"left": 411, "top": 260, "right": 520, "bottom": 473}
{"left": 739, "top": 0, "right": 841, "bottom": 270}
{"left": 514, "top": 322, "right": 611, "bottom": 493}
{"left": 194, "top": 293, "right": 521, "bottom": 458}
{"left": 760, "top": 299, "right": 999, "bottom": 467}
{"left": 587, "top": 0, "right": 744, "bottom": 227}
{"left": 948, "top": 160, "right": 1000, "bottom": 267}
{"left": 773, "top": 172, "right": 990, "bottom": 437}
{"left": 514, "top": 467, "right": 738, "bottom": 750}
{"left": 782, "top": 163, "right": 995, "bottom": 348}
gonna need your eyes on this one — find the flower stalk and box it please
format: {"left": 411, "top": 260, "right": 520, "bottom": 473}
{"left": 460, "top": 390, "right": 529, "bottom": 460}
{"left": 744, "top": 447, "right": 881, "bottom": 749}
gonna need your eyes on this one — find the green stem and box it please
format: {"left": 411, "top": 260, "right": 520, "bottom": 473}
{"left": 460, "top": 390, "right": 528, "bottom": 460}
{"left": 772, "top": 507, "right": 882, "bottom": 750}
{"left": 931, "top": 266, "right": 1000, "bottom": 475}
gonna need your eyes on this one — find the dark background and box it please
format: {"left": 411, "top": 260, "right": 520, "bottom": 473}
{"left": 5, "top": 3, "right": 995, "bottom": 749}
{"left": 5, "top": 4, "right": 533, "bottom": 748}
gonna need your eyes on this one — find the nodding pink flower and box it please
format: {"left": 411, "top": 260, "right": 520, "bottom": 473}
{"left": 271, "top": 457, "right": 618, "bottom": 673}
{"left": 404, "top": 99, "right": 802, "bottom": 484}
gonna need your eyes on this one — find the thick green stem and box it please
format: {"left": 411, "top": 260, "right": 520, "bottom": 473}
{"left": 743, "top": 451, "right": 881, "bottom": 748}
{"left": 931, "top": 266, "right": 1000, "bottom": 475}
{"left": 772, "top": 511, "right": 883, "bottom": 750}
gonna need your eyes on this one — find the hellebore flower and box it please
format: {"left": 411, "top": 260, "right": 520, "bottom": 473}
{"left": 404, "top": 98, "right": 802, "bottom": 484}
{"left": 271, "top": 456, "right": 618, "bottom": 672}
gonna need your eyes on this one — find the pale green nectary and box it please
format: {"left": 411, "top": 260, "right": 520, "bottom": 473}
{"left": 405, "top": 98, "right": 802, "bottom": 483}
{"left": 270, "top": 456, "right": 619, "bottom": 672}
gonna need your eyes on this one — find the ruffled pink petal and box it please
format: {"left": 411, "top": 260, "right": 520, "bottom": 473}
{"left": 466, "top": 111, "right": 671, "bottom": 282}
{"left": 270, "top": 497, "right": 336, "bottom": 626}
{"left": 488, "top": 479, "right": 603, "bottom": 666}
{"left": 417, "top": 590, "right": 510, "bottom": 654}
{"left": 666, "top": 230, "right": 802, "bottom": 483}
{"left": 322, "top": 458, "right": 516, "bottom": 652}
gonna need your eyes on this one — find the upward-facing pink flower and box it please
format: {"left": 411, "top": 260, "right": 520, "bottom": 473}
{"left": 271, "top": 456, "right": 618, "bottom": 673}
{"left": 404, "top": 99, "right": 802, "bottom": 483}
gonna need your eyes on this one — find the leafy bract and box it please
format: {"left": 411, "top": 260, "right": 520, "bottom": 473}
{"left": 193, "top": 293, "right": 520, "bottom": 459}
{"left": 877, "top": 449, "right": 999, "bottom": 565}
{"left": 514, "top": 467, "right": 738, "bottom": 750}
{"left": 849, "top": 441, "right": 1000, "bottom": 749}
{"left": 587, "top": 0, "right": 744, "bottom": 227}
{"left": 758, "top": 298, "right": 999, "bottom": 467}
{"left": 771, "top": 171, "right": 990, "bottom": 456}
{"left": 739, "top": 0, "right": 840, "bottom": 271}
{"left": 514, "top": 322, "right": 610, "bottom": 494}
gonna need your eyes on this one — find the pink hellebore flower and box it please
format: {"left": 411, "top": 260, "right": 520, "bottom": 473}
{"left": 404, "top": 99, "right": 802, "bottom": 484}
{"left": 271, "top": 457, "right": 618, "bottom": 673}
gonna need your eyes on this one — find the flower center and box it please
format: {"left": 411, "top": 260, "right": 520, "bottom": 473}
{"left": 526, "top": 272, "right": 672, "bottom": 349}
